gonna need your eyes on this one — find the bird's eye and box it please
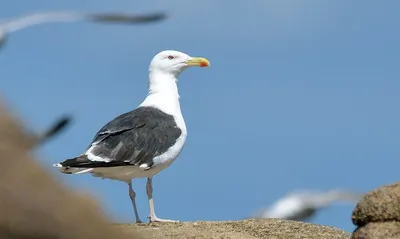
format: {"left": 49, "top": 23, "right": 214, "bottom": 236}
{"left": 168, "top": 55, "right": 174, "bottom": 60}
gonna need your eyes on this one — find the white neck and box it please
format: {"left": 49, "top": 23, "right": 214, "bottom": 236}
{"left": 139, "top": 71, "right": 182, "bottom": 118}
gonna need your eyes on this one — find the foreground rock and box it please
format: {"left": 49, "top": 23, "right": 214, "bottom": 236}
{"left": 0, "top": 101, "right": 141, "bottom": 239}
{"left": 119, "top": 219, "right": 351, "bottom": 239}
{"left": 351, "top": 221, "right": 400, "bottom": 239}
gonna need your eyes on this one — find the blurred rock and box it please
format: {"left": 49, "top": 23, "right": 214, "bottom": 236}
{"left": 351, "top": 221, "right": 400, "bottom": 239}
{"left": 352, "top": 182, "right": 400, "bottom": 226}
{"left": 0, "top": 99, "right": 142, "bottom": 239}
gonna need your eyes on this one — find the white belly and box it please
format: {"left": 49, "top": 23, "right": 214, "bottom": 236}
{"left": 91, "top": 165, "right": 159, "bottom": 182}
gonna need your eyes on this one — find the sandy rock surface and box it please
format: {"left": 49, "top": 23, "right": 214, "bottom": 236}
{"left": 119, "top": 219, "right": 351, "bottom": 239}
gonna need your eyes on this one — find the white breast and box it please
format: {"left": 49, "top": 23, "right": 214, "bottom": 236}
{"left": 153, "top": 113, "right": 187, "bottom": 167}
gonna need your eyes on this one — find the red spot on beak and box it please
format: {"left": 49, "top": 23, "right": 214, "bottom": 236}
{"left": 200, "top": 62, "right": 208, "bottom": 67}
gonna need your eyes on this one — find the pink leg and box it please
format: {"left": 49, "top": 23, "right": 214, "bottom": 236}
{"left": 146, "top": 177, "right": 179, "bottom": 223}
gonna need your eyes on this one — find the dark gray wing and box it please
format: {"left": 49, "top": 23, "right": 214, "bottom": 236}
{"left": 60, "top": 106, "right": 181, "bottom": 169}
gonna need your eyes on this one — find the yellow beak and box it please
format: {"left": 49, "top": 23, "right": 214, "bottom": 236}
{"left": 185, "top": 57, "right": 210, "bottom": 67}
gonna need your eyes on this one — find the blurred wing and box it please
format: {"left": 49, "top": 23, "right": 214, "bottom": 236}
{"left": 1, "top": 11, "right": 168, "bottom": 33}
{"left": 86, "top": 12, "right": 168, "bottom": 24}
{"left": 1, "top": 11, "right": 85, "bottom": 32}
{"left": 36, "top": 115, "right": 73, "bottom": 145}
{"left": 325, "top": 189, "right": 364, "bottom": 203}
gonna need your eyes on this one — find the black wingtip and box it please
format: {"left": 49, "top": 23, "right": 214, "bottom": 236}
{"left": 87, "top": 12, "right": 168, "bottom": 24}
{"left": 46, "top": 115, "right": 72, "bottom": 136}
{"left": 38, "top": 115, "right": 73, "bottom": 144}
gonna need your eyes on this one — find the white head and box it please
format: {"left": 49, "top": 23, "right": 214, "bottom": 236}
{"left": 149, "top": 50, "right": 210, "bottom": 77}
{"left": 140, "top": 50, "right": 210, "bottom": 116}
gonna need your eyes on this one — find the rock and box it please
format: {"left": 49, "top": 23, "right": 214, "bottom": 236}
{"left": 119, "top": 219, "right": 351, "bottom": 239}
{"left": 351, "top": 221, "right": 400, "bottom": 239}
{"left": 0, "top": 101, "right": 141, "bottom": 239}
{"left": 352, "top": 182, "right": 400, "bottom": 226}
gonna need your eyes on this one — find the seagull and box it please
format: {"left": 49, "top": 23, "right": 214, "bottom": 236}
{"left": 53, "top": 50, "right": 210, "bottom": 223}
{"left": 0, "top": 11, "right": 167, "bottom": 48}
{"left": 252, "top": 189, "right": 363, "bottom": 222}
{"left": 27, "top": 115, "right": 72, "bottom": 149}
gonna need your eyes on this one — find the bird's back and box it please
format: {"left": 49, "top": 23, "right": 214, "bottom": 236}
{"left": 58, "top": 106, "right": 182, "bottom": 171}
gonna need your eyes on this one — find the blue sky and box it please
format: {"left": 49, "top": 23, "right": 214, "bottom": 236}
{"left": 1, "top": 0, "right": 400, "bottom": 232}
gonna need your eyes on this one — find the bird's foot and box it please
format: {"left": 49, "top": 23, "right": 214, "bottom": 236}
{"left": 135, "top": 219, "right": 144, "bottom": 224}
{"left": 148, "top": 216, "right": 180, "bottom": 223}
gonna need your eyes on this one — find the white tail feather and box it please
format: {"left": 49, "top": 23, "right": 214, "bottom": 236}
{"left": 75, "top": 168, "right": 94, "bottom": 174}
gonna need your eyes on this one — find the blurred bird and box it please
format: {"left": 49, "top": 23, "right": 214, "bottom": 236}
{"left": 28, "top": 115, "right": 72, "bottom": 148}
{"left": 0, "top": 11, "right": 167, "bottom": 48}
{"left": 252, "top": 189, "right": 363, "bottom": 222}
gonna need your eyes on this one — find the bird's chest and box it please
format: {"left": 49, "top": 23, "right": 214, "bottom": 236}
{"left": 152, "top": 131, "right": 187, "bottom": 168}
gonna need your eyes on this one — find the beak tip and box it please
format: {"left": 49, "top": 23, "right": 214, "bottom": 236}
{"left": 185, "top": 57, "right": 210, "bottom": 67}
{"left": 200, "top": 62, "right": 209, "bottom": 67}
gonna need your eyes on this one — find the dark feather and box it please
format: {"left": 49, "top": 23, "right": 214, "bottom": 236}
{"left": 87, "top": 12, "right": 167, "bottom": 24}
{"left": 60, "top": 106, "right": 181, "bottom": 169}
{"left": 36, "top": 115, "right": 72, "bottom": 145}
